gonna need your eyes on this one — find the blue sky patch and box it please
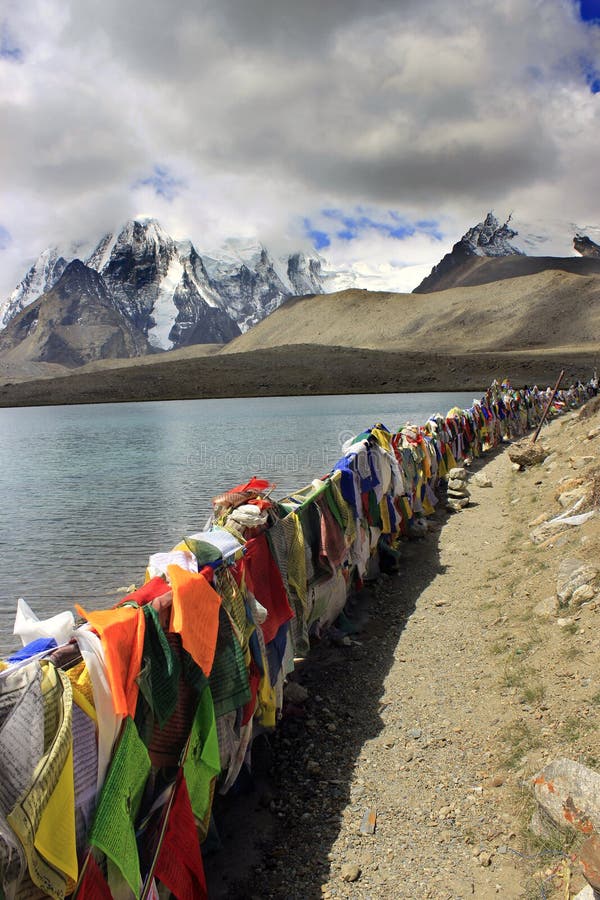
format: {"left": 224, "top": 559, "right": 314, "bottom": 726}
{"left": 133, "top": 165, "right": 186, "bottom": 201}
{"left": 578, "top": 0, "right": 600, "bottom": 23}
{"left": 304, "top": 209, "right": 443, "bottom": 249}
{"left": 303, "top": 218, "right": 331, "bottom": 249}
{"left": 0, "top": 225, "right": 12, "bottom": 250}
{"left": 0, "top": 22, "right": 23, "bottom": 61}
{"left": 580, "top": 55, "right": 600, "bottom": 92}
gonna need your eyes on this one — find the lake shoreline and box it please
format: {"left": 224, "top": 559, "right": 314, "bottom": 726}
{"left": 0, "top": 345, "right": 596, "bottom": 408}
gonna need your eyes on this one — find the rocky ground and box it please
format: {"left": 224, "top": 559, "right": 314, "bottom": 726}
{"left": 203, "top": 398, "right": 600, "bottom": 900}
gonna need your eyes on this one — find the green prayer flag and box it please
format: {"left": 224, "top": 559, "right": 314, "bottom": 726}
{"left": 89, "top": 718, "right": 151, "bottom": 899}
{"left": 183, "top": 684, "right": 221, "bottom": 822}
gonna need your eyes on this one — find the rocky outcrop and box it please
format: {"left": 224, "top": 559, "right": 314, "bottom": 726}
{"left": 575, "top": 234, "right": 600, "bottom": 258}
{"left": 0, "top": 260, "right": 150, "bottom": 367}
{"left": 414, "top": 213, "right": 523, "bottom": 294}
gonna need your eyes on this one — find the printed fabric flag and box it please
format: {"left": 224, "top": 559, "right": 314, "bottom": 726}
{"left": 183, "top": 684, "right": 220, "bottom": 824}
{"left": 76, "top": 853, "right": 112, "bottom": 900}
{"left": 88, "top": 717, "right": 151, "bottom": 898}
{"left": 75, "top": 605, "right": 146, "bottom": 719}
{"left": 154, "top": 770, "right": 207, "bottom": 900}
{"left": 167, "top": 565, "right": 221, "bottom": 676}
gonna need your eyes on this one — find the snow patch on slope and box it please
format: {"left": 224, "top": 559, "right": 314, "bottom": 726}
{"left": 147, "top": 256, "right": 184, "bottom": 349}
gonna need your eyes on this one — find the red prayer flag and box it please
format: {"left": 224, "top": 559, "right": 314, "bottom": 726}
{"left": 77, "top": 853, "right": 113, "bottom": 900}
{"left": 154, "top": 771, "right": 207, "bottom": 900}
{"left": 241, "top": 534, "right": 294, "bottom": 644}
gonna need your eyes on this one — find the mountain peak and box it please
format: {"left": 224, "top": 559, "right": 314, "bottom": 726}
{"left": 0, "top": 247, "right": 68, "bottom": 330}
{"left": 55, "top": 259, "right": 106, "bottom": 296}
{"left": 413, "top": 212, "right": 524, "bottom": 293}
{"left": 462, "top": 212, "right": 523, "bottom": 258}
{"left": 574, "top": 234, "right": 600, "bottom": 258}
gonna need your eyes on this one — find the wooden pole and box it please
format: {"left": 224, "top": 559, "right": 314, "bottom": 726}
{"left": 531, "top": 369, "right": 565, "bottom": 444}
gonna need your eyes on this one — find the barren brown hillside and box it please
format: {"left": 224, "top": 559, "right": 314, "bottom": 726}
{"left": 222, "top": 270, "right": 600, "bottom": 355}
{"left": 413, "top": 253, "right": 600, "bottom": 293}
{"left": 1, "top": 267, "right": 599, "bottom": 406}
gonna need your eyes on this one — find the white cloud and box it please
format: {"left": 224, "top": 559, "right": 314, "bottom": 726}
{"left": 1, "top": 0, "right": 599, "bottom": 296}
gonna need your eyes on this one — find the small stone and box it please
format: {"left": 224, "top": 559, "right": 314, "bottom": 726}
{"left": 529, "top": 512, "right": 548, "bottom": 527}
{"left": 484, "top": 775, "right": 505, "bottom": 788}
{"left": 448, "top": 478, "right": 470, "bottom": 494}
{"left": 572, "top": 885, "right": 600, "bottom": 900}
{"left": 341, "top": 863, "right": 361, "bottom": 883}
{"left": 573, "top": 584, "right": 596, "bottom": 606}
{"left": 448, "top": 467, "right": 468, "bottom": 481}
{"left": 409, "top": 727, "right": 422, "bottom": 739}
{"left": 306, "top": 759, "right": 321, "bottom": 775}
{"left": 479, "top": 851, "right": 494, "bottom": 867}
{"left": 434, "top": 597, "right": 448, "bottom": 607}
{"left": 472, "top": 473, "right": 493, "bottom": 487}
{"left": 447, "top": 497, "right": 469, "bottom": 511}
{"left": 326, "top": 722, "right": 337, "bottom": 733}
{"left": 284, "top": 682, "right": 309, "bottom": 704}
{"left": 558, "top": 488, "right": 587, "bottom": 508}
{"left": 570, "top": 455, "right": 596, "bottom": 469}
{"left": 534, "top": 596, "right": 559, "bottom": 617}
{"left": 556, "top": 617, "right": 575, "bottom": 628}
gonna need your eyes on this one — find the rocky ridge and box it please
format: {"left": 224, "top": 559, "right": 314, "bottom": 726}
{"left": 574, "top": 235, "right": 600, "bottom": 258}
{"left": 414, "top": 212, "right": 523, "bottom": 293}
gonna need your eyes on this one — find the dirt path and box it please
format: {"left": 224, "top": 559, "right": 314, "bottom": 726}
{"left": 205, "top": 405, "right": 600, "bottom": 900}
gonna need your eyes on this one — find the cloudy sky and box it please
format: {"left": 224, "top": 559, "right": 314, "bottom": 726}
{"left": 1, "top": 0, "right": 600, "bottom": 296}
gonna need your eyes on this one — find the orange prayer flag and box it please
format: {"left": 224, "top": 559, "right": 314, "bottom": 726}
{"left": 75, "top": 604, "right": 145, "bottom": 718}
{"left": 167, "top": 565, "right": 221, "bottom": 676}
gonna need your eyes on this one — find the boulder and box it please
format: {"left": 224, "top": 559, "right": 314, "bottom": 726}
{"left": 508, "top": 441, "right": 549, "bottom": 468}
{"left": 556, "top": 558, "right": 599, "bottom": 607}
{"left": 581, "top": 834, "right": 600, "bottom": 892}
{"left": 532, "top": 758, "right": 600, "bottom": 836}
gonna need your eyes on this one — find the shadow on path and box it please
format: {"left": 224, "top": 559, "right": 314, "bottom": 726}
{"left": 204, "top": 451, "right": 501, "bottom": 898}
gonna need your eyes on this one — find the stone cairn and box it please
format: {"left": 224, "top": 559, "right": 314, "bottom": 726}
{"left": 445, "top": 467, "right": 471, "bottom": 512}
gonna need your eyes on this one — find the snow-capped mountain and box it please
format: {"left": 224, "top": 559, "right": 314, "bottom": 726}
{"left": 0, "top": 248, "right": 69, "bottom": 331}
{"left": 0, "top": 219, "right": 331, "bottom": 351}
{"left": 85, "top": 220, "right": 240, "bottom": 349}
{"left": 414, "top": 212, "right": 524, "bottom": 293}
{"left": 200, "top": 238, "right": 327, "bottom": 332}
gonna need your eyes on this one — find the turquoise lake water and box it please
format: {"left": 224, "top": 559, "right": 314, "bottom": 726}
{"left": 0, "top": 392, "right": 476, "bottom": 652}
